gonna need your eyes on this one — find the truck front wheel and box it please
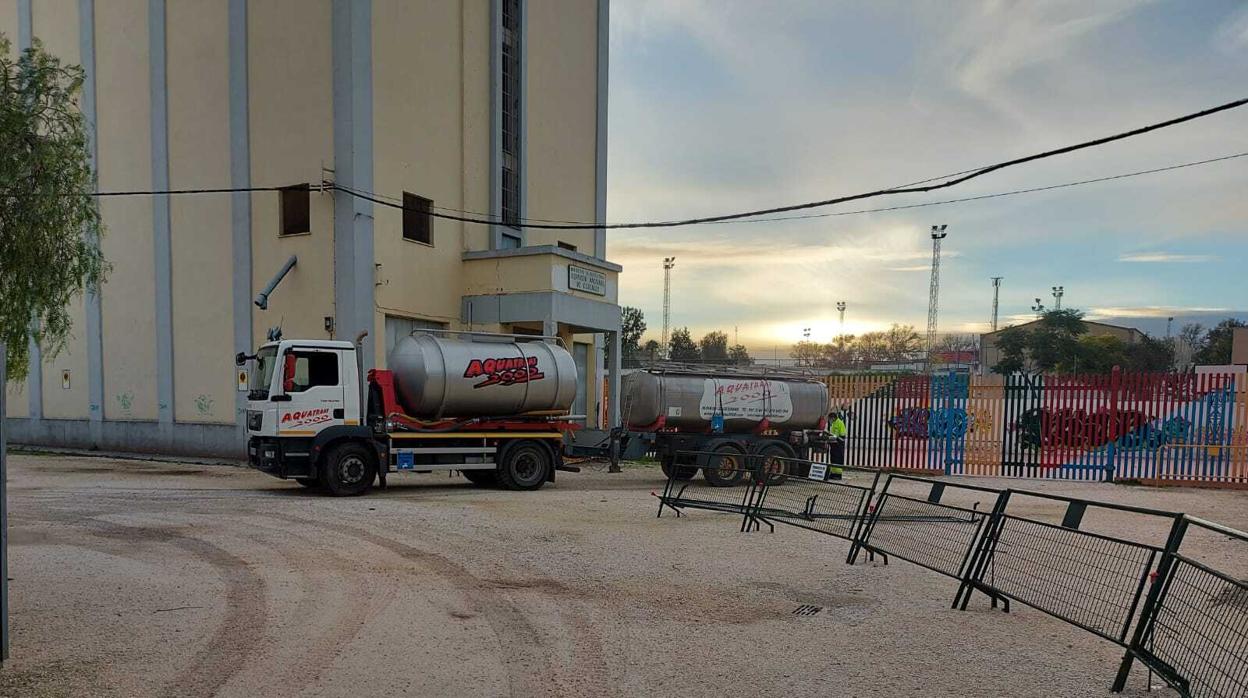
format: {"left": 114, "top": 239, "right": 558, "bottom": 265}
{"left": 320, "top": 442, "right": 376, "bottom": 496}
{"left": 497, "top": 441, "right": 552, "bottom": 491}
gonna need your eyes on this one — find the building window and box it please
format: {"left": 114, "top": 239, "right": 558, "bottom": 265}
{"left": 279, "top": 184, "right": 310, "bottom": 236}
{"left": 402, "top": 192, "right": 433, "bottom": 245}
{"left": 558, "top": 241, "right": 577, "bottom": 252}
{"left": 500, "top": 0, "right": 522, "bottom": 233}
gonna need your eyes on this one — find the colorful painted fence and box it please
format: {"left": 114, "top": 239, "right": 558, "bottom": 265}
{"left": 826, "top": 370, "right": 1248, "bottom": 486}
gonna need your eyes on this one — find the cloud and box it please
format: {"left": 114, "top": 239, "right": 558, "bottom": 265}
{"left": 1086, "top": 306, "right": 1230, "bottom": 319}
{"left": 886, "top": 265, "right": 932, "bottom": 272}
{"left": 1117, "top": 253, "right": 1214, "bottom": 263}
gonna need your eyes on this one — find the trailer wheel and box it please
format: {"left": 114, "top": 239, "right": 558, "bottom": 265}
{"left": 497, "top": 441, "right": 551, "bottom": 491}
{"left": 660, "top": 455, "right": 697, "bottom": 481}
{"left": 756, "top": 442, "right": 794, "bottom": 486}
{"left": 462, "top": 469, "right": 498, "bottom": 487}
{"left": 320, "top": 442, "right": 376, "bottom": 496}
{"left": 702, "top": 441, "right": 746, "bottom": 487}
{"left": 295, "top": 476, "right": 321, "bottom": 488}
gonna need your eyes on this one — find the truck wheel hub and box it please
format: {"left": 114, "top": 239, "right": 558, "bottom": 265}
{"left": 338, "top": 455, "right": 366, "bottom": 484}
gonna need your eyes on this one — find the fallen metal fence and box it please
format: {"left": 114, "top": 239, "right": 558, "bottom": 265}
{"left": 654, "top": 450, "right": 762, "bottom": 528}
{"left": 853, "top": 476, "right": 1003, "bottom": 586}
{"left": 958, "top": 490, "right": 1174, "bottom": 648}
{"left": 1116, "top": 516, "right": 1248, "bottom": 697}
{"left": 654, "top": 452, "right": 1248, "bottom": 697}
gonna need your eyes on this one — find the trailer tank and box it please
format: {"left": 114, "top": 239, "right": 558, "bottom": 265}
{"left": 622, "top": 371, "right": 829, "bottom": 433}
{"left": 387, "top": 334, "right": 577, "bottom": 419}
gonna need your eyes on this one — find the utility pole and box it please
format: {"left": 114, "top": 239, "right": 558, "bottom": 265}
{"left": 990, "top": 277, "right": 1002, "bottom": 332}
{"left": 661, "top": 257, "right": 675, "bottom": 358}
{"left": 836, "top": 301, "right": 847, "bottom": 334}
{"left": 926, "top": 225, "right": 948, "bottom": 361}
{"left": 1051, "top": 285, "right": 1064, "bottom": 310}
{"left": 1166, "top": 316, "right": 1174, "bottom": 339}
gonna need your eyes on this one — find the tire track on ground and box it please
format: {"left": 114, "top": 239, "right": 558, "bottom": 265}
{"left": 272, "top": 512, "right": 611, "bottom": 697}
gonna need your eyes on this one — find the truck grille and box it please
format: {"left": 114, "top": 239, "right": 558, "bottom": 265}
{"left": 246, "top": 410, "right": 263, "bottom": 431}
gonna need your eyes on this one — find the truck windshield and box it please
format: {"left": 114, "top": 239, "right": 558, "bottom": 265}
{"left": 249, "top": 346, "right": 278, "bottom": 399}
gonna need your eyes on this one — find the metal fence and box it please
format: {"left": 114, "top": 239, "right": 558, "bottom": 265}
{"left": 657, "top": 452, "right": 1248, "bottom": 697}
{"left": 826, "top": 369, "right": 1248, "bottom": 485}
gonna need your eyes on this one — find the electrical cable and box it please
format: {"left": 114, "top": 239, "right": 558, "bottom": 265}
{"left": 88, "top": 97, "right": 1248, "bottom": 230}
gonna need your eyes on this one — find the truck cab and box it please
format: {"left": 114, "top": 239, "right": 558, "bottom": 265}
{"left": 244, "top": 339, "right": 375, "bottom": 493}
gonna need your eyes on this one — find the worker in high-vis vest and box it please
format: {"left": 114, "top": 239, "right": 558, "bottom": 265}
{"left": 825, "top": 410, "right": 848, "bottom": 480}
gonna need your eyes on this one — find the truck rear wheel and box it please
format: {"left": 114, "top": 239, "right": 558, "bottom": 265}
{"left": 755, "top": 442, "right": 795, "bottom": 486}
{"left": 320, "top": 442, "right": 376, "bottom": 496}
{"left": 497, "top": 441, "right": 551, "bottom": 491}
{"left": 702, "top": 441, "right": 746, "bottom": 487}
{"left": 462, "top": 469, "right": 498, "bottom": 487}
{"left": 660, "top": 455, "right": 697, "bottom": 481}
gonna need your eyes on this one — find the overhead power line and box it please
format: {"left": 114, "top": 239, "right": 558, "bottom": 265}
{"left": 90, "top": 97, "right": 1248, "bottom": 229}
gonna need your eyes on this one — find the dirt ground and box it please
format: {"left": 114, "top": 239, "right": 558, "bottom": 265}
{"left": 2, "top": 452, "right": 1245, "bottom": 698}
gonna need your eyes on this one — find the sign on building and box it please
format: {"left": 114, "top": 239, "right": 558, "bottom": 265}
{"left": 568, "top": 265, "right": 606, "bottom": 296}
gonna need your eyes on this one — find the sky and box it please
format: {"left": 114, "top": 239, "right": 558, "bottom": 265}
{"left": 605, "top": 0, "right": 1248, "bottom": 352}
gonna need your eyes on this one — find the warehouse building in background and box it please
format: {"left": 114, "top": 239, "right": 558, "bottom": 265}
{"left": 2, "top": 0, "right": 619, "bottom": 458}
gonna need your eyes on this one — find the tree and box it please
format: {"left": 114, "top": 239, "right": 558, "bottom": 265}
{"left": 1178, "top": 323, "right": 1206, "bottom": 358}
{"left": 2, "top": 36, "right": 107, "bottom": 662}
{"left": 667, "top": 327, "right": 700, "bottom": 363}
{"left": 698, "top": 331, "right": 730, "bottom": 364}
{"left": 1124, "top": 334, "right": 1175, "bottom": 372}
{"left": 641, "top": 339, "right": 661, "bottom": 364}
{"left": 619, "top": 306, "right": 646, "bottom": 363}
{"left": 1194, "top": 319, "right": 1247, "bottom": 365}
{"left": 855, "top": 332, "right": 888, "bottom": 364}
{"left": 993, "top": 325, "right": 1031, "bottom": 374}
{"left": 2, "top": 37, "right": 106, "bottom": 381}
{"left": 883, "top": 324, "right": 921, "bottom": 361}
{"left": 791, "top": 340, "right": 820, "bottom": 367}
{"left": 1075, "top": 335, "right": 1126, "bottom": 374}
{"left": 728, "top": 344, "right": 752, "bottom": 366}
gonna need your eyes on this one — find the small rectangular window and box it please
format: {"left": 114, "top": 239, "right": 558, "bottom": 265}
{"left": 286, "top": 351, "right": 338, "bottom": 392}
{"left": 558, "top": 241, "right": 577, "bottom": 252}
{"left": 402, "top": 192, "right": 433, "bottom": 245}
{"left": 279, "top": 184, "right": 311, "bottom": 236}
{"left": 500, "top": 233, "right": 522, "bottom": 249}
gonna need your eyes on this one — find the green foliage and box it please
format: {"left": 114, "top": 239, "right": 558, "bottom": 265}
{"left": 1, "top": 37, "right": 106, "bottom": 381}
{"left": 620, "top": 306, "right": 645, "bottom": 362}
{"left": 994, "top": 309, "right": 1177, "bottom": 374}
{"left": 698, "top": 330, "right": 729, "bottom": 363}
{"left": 667, "top": 327, "right": 699, "bottom": 362}
{"left": 727, "top": 343, "right": 752, "bottom": 365}
{"left": 1193, "top": 319, "right": 1247, "bottom": 365}
{"left": 791, "top": 324, "right": 921, "bottom": 368}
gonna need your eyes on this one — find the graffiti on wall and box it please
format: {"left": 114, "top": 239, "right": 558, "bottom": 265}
{"left": 1011, "top": 408, "right": 1193, "bottom": 452}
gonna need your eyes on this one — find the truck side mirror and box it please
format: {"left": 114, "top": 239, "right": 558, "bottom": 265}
{"left": 235, "top": 351, "right": 247, "bottom": 366}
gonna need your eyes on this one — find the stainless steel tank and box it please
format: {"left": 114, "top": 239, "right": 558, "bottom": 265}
{"left": 387, "top": 334, "right": 578, "bottom": 419}
{"left": 622, "top": 371, "right": 829, "bottom": 432}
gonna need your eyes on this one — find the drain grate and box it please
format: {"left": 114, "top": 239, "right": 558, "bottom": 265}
{"left": 793, "top": 604, "right": 823, "bottom": 616}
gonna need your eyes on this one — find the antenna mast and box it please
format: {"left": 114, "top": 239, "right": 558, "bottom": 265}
{"left": 661, "top": 257, "right": 675, "bottom": 358}
{"left": 926, "top": 225, "right": 948, "bottom": 361}
{"left": 990, "top": 277, "right": 1002, "bottom": 332}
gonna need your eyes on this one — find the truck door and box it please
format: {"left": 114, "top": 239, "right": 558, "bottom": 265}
{"left": 277, "top": 348, "right": 347, "bottom": 435}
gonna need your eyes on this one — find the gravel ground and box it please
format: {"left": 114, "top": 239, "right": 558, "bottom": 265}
{"left": 2, "top": 452, "right": 1245, "bottom": 697}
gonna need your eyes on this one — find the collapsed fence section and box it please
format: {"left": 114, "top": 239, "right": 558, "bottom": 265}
{"left": 654, "top": 450, "right": 762, "bottom": 527}
{"left": 654, "top": 454, "right": 1248, "bottom": 697}
{"left": 1117, "top": 516, "right": 1248, "bottom": 698}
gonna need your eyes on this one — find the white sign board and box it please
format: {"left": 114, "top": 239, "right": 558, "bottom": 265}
{"left": 808, "top": 463, "right": 827, "bottom": 480}
{"left": 699, "top": 379, "right": 794, "bottom": 422}
{"left": 568, "top": 265, "right": 606, "bottom": 296}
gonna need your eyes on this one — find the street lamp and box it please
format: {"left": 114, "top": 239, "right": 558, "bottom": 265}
{"left": 1051, "top": 286, "right": 1064, "bottom": 310}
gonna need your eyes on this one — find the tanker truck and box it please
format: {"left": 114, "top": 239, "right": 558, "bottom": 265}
{"left": 238, "top": 330, "right": 581, "bottom": 496}
{"left": 621, "top": 369, "right": 831, "bottom": 486}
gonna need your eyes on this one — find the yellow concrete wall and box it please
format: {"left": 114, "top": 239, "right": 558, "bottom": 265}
{"left": 31, "top": 0, "right": 89, "bottom": 420}
{"left": 168, "top": 0, "right": 233, "bottom": 424}
{"left": 372, "top": 0, "right": 468, "bottom": 368}
{"left": 96, "top": 0, "right": 156, "bottom": 421}
{"left": 523, "top": 0, "right": 598, "bottom": 250}
{"left": 463, "top": 254, "right": 617, "bottom": 303}
{"left": 1, "top": 0, "right": 24, "bottom": 417}
{"left": 248, "top": 0, "right": 335, "bottom": 346}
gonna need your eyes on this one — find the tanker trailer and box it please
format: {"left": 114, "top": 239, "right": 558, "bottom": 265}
{"left": 240, "top": 330, "right": 582, "bottom": 496}
{"left": 621, "top": 369, "right": 831, "bottom": 486}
